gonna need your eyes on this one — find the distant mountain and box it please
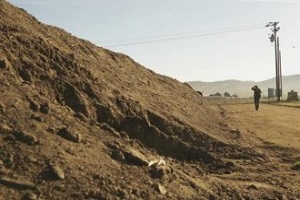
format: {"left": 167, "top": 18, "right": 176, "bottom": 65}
{"left": 186, "top": 74, "right": 300, "bottom": 98}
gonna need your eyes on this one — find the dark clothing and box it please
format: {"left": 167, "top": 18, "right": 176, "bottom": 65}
{"left": 251, "top": 86, "right": 261, "bottom": 111}
{"left": 254, "top": 97, "right": 260, "bottom": 110}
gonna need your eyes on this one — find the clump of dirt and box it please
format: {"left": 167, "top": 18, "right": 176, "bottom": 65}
{"left": 0, "top": 1, "right": 299, "bottom": 199}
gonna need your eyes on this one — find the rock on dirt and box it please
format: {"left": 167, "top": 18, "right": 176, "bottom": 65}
{"left": 150, "top": 165, "right": 172, "bottom": 180}
{"left": 74, "top": 112, "right": 88, "bottom": 122}
{"left": 122, "top": 148, "right": 149, "bottom": 166}
{"left": 0, "top": 58, "right": 7, "bottom": 69}
{"left": 22, "top": 192, "right": 38, "bottom": 200}
{"left": 13, "top": 130, "right": 38, "bottom": 145}
{"left": 0, "top": 176, "right": 35, "bottom": 190}
{"left": 29, "top": 100, "right": 40, "bottom": 112}
{"left": 111, "top": 149, "right": 126, "bottom": 162}
{"left": 49, "top": 163, "right": 65, "bottom": 180}
{"left": 0, "top": 102, "right": 5, "bottom": 113}
{"left": 0, "top": 123, "right": 13, "bottom": 134}
{"left": 39, "top": 102, "right": 50, "bottom": 114}
{"left": 157, "top": 183, "right": 167, "bottom": 195}
{"left": 42, "top": 163, "right": 65, "bottom": 180}
{"left": 101, "top": 123, "right": 121, "bottom": 137}
{"left": 57, "top": 127, "right": 81, "bottom": 143}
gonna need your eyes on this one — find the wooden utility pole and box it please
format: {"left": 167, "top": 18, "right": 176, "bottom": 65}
{"left": 279, "top": 50, "right": 282, "bottom": 97}
{"left": 278, "top": 40, "right": 282, "bottom": 98}
{"left": 266, "top": 22, "right": 281, "bottom": 101}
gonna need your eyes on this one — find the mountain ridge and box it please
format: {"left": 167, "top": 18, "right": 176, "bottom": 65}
{"left": 187, "top": 74, "right": 300, "bottom": 98}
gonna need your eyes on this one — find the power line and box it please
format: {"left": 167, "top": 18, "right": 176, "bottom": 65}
{"left": 101, "top": 23, "right": 265, "bottom": 43}
{"left": 101, "top": 23, "right": 266, "bottom": 47}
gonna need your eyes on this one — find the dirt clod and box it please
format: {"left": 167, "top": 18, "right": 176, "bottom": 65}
{"left": 111, "top": 149, "right": 125, "bottom": 162}
{"left": 22, "top": 192, "right": 38, "bottom": 200}
{"left": 157, "top": 183, "right": 167, "bottom": 195}
{"left": 0, "top": 176, "right": 35, "bottom": 190}
{"left": 0, "top": 58, "right": 7, "bottom": 69}
{"left": 122, "top": 148, "right": 149, "bottom": 166}
{"left": 13, "top": 130, "right": 38, "bottom": 145}
{"left": 40, "top": 102, "right": 50, "bottom": 114}
{"left": 50, "top": 164, "right": 65, "bottom": 180}
{"left": 57, "top": 127, "right": 81, "bottom": 143}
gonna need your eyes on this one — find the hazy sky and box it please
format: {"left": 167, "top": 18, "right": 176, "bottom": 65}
{"left": 7, "top": 0, "right": 300, "bottom": 82}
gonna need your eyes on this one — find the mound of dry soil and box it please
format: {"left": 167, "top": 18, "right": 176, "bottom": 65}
{"left": 1, "top": 1, "right": 299, "bottom": 199}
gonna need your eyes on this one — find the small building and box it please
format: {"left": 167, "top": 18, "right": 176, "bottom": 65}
{"left": 268, "top": 88, "right": 275, "bottom": 98}
{"left": 287, "top": 90, "right": 299, "bottom": 101}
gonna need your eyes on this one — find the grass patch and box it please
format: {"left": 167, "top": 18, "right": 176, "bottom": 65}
{"left": 291, "top": 161, "right": 300, "bottom": 170}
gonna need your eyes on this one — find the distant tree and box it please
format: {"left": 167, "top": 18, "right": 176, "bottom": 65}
{"left": 232, "top": 94, "right": 238, "bottom": 98}
{"left": 209, "top": 92, "right": 222, "bottom": 97}
{"left": 224, "top": 92, "right": 231, "bottom": 97}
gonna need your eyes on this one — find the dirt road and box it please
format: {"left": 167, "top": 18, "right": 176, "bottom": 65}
{"left": 206, "top": 102, "right": 300, "bottom": 198}
{"left": 223, "top": 102, "right": 300, "bottom": 150}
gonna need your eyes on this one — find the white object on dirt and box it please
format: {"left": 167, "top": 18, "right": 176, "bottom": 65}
{"left": 148, "top": 156, "right": 166, "bottom": 168}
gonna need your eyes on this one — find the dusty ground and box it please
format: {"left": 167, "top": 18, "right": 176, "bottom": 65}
{"left": 0, "top": 1, "right": 300, "bottom": 199}
{"left": 218, "top": 102, "right": 300, "bottom": 199}
{"left": 224, "top": 102, "right": 300, "bottom": 150}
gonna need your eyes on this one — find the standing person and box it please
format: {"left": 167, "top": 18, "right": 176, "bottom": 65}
{"left": 251, "top": 85, "right": 262, "bottom": 111}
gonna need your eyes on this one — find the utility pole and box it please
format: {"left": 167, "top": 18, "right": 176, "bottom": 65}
{"left": 279, "top": 50, "right": 282, "bottom": 97}
{"left": 266, "top": 22, "right": 281, "bottom": 101}
{"left": 278, "top": 39, "right": 282, "bottom": 98}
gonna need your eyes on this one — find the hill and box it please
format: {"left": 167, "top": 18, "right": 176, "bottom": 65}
{"left": 187, "top": 74, "right": 300, "bottom": 98}
{"left": 0, "top": 1, "right": 299, "bottom": 199}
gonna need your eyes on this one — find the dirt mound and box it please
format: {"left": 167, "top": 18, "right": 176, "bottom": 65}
{"left": 1, "top": 1, "right": 298, "bottom": 199}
